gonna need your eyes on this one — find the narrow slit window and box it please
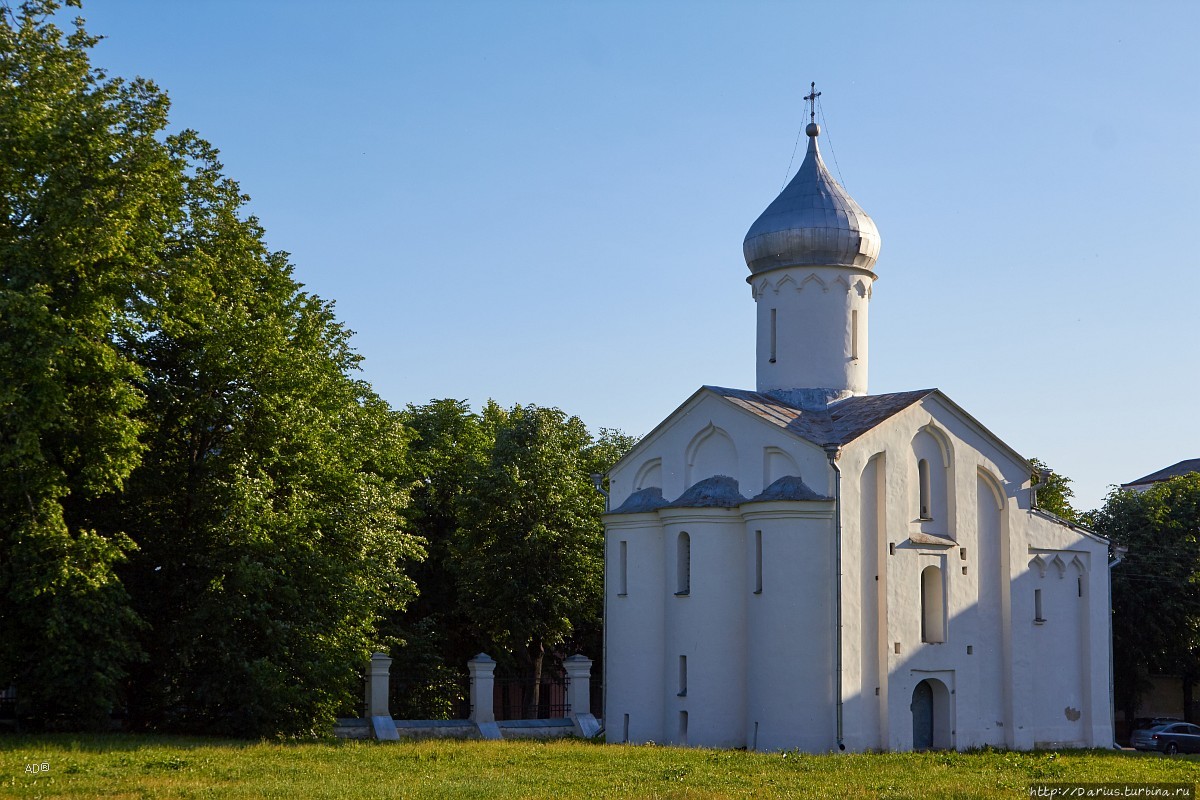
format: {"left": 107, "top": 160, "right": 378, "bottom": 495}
{"left": 679, "top": 711, "right": 688, "bottom": 745}
{"left": 851, "top": 309, "right": 859, "bottom": 359}
{"left": 769, "top": 308, "right": 777, "bottom": 363}
{"left": 1078, "top": 576, "right": 1083, "bottom": 598}
{"left": 619, "top": 540, "right": 628, "bottom": 596}
{"left": 623, "top": 713, "right": 630, "bottom": 743}
{"left": 1034, "top": 588, "right": 1044, "bottom": 622}
{"left": 754, "top": 530, "right": 763, "bottom": 594}
{"left": 678, "top": 655, "right": 687, "bottom": 696}
{"left": 676, "top": 532, "right": 690, "bottom": 595}
{"left": 918, "top": 459, "right": 932, "bottom": 520}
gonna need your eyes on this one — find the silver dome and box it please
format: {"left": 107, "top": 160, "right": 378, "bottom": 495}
{"left": 743, "top": 129, "right": 880, "bottom": 274}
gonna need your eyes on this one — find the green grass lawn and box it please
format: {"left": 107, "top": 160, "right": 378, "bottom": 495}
{"left": 0, "top": 735, "right": 1195, "bottom": 799}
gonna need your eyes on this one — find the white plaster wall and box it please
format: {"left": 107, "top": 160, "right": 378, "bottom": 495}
{"left": 604, "top": 390, "right": 1114, "bottom": 753}
{"left": 751, "top": 266, "right": 873, "bottom": 396}
{"left": 842, "top": 395, "right": 1111, "bottom": 751}
{"left": 743, "top": 505, "right": 837, "bottom": 752}
{"left": 971, "top": 472, "right": 1009, "bottom": 747}
{"left": 1026, "top": 554, "right": 1086, "bottom": 746}
{"left": 841, "top": 453, "right": 885, "bottom": 750}
{"left": 660, "top": 509, "right": 747, "bottom": 747}
{"left": 604, "top": 515, "right": 666, "bottom": 744}
{"left": 1014, "top": 513, "right": 1112, "bottom": 748}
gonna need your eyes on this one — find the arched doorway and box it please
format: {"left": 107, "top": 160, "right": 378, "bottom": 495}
{"left": 911, "top": 680, "right": 934, "bottom": 750}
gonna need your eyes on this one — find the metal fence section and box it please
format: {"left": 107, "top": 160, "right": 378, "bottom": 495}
{"left": 493, "top": 672, "right": 568, "bottom": 720}
{"left": 0, "top": 686, "right": 16, "bottom": 730}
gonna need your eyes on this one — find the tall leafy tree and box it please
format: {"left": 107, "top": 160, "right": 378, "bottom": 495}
{"left": 0, "top": 1, "right": 424, "bottom": 735}
{"left": 0, "top": 0, "right": 176, "bottom": 728}
{"left": 113, "top": 133, "right": 424, "bottom": 736}
{"left": 1090, "top": 475, "right": 1200, "bottom": 724}
{"left": 452, "top": 404, "right": 607, "bottom": 715}
{"left": 386, "top": 399, "right": 494, "bottom": 719}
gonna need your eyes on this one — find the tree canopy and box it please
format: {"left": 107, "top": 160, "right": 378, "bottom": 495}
{"left": 0, "top": 1, "right": 423, "bottom": 735}
{"left": 0, "top": 0, "right": 635, "bottom": 735}
{"left": 390, "top": 401, "right": 635, "bottom": 719}
{"left": 1088, "top": 475, "right": 1200, "bottom": 724}
{"left": 1029, "top": 457, "right": 1079, "bottom": 523}
{"left": 0, "top": 0, "right": 173, "bottom": 728}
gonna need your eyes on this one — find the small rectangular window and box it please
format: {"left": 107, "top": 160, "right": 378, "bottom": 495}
{"left": 619, "top": 540, "right": 628, "bottom": 596}
{"left": 1034, "top": 588, "right": 1044, "bottom": 622}
{"left": 769, "top": 309, "right": 777, "bottom": 363}
{"left": 623, "top": 713, "right": 630, "bottom": 743}
{"left": 678, "top": 655, "right": 687, "bottom": 696}
{"left": 679, "top": 711, "right": 688, "bottom": 745}
{"left": 754, "top": 530, "right": 763, "bottom": 594}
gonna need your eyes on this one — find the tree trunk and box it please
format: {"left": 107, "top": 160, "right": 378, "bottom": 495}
{"left": 526, "top": 637, "right": 544, "bottom": 719}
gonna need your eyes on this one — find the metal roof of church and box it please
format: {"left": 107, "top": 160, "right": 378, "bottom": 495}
{"left": 742, "top": 122, "right": 881, "bottom": 275}
{"left": 705, "top": 386, "right": 935, "bottom": 447}
{"left": 1121, "top": 458, "right": 1200, "bottom": 488}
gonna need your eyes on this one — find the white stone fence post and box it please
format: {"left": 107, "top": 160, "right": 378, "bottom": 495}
{"left": 563, "top": 653, "right": 601, "bottom": 737}
{"left": 365, "top": 652, "right": 392, "bottom": 717}
{"left": 365, "top": 651, "right": 399, "bottom": 740}
{"left": 563, "top": 654, "right": 592, "bottom": 718}
{"left": 467, "top": 653, "right": 497, "bottom": 724}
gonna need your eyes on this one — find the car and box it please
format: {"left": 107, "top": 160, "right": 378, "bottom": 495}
{"left": 1131, "top": 716, "right": 1183, "bottom": 731}
{"left": 1130, "top": 721, "right": 1200, "bottom": 755}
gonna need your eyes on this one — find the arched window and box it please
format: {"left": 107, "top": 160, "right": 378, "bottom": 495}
{"left": 676, "top": 532, "right": 691, "bottom": 595}
{"left": 918, "top": 459, "right": 932, "bottom": 520}
{"left": 921, "top": 565, "right": 945, "bottom": 643}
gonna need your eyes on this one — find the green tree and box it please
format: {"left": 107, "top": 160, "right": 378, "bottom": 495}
{"left": 0, "top": 1, "right": 424, "bottom": 735}
{"left": 452, "top": 404, "right": 608, "bottom": 715}
{"left": 113, "top": 133, "right": 424, "bottom": 737}
{"left": 1029, "top": 457, "right": 1079, "bottom": 523}
{"left": 584, "top": 428, "right": 640, "bottom": 494}
{"left": 0, "top": 0, "right": 176, "bottom": 728}
{"left": 1089, "top": 475, "right": 1200, "bottom": 725}
{"left": 386, "top": 399, "right": 494, "bottom": 719}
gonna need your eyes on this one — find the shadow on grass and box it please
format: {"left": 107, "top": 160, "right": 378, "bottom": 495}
{"left": 0, "top": 732, "right": 258, "bottom": 753}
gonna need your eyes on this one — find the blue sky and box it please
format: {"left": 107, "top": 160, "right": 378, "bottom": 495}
{"left": 79, "top": 0, "right": 1199, "bottom": 512}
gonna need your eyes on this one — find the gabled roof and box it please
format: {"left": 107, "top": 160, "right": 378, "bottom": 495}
{"left": 1122, "top": 458, "right": 1200, "bottom": 488}
{"left": 705, "top": 386, "right": 934, "bottom": 447}
{"left": 606, "top": 384, "right": 1030, "bottom": 481}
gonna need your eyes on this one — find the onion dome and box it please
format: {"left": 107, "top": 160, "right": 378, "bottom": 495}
{"left": 743, "top": 122, "right": 881, "bottom": 274}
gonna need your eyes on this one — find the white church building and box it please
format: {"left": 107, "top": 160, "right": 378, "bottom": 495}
{"left": 601, "top": 106, "right": 1114, "bottom": 752}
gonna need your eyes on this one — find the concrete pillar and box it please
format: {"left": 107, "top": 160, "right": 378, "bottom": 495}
{"left": 563, "top": 654, "right": 592, "bottom": 718}
{"left": 365, "top": 652, "right": 392, "bottom": 718}
{"left": 468, "top": 653, "right": 496, "bottom": 724}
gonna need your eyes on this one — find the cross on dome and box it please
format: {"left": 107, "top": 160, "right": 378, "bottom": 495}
{"left": 804, "top": 82, "right": 821, "bottom": 125}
